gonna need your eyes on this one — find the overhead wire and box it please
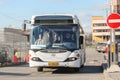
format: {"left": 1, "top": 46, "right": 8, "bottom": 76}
{"left": 0, "top": 11, "right": 23, "bottom": 22}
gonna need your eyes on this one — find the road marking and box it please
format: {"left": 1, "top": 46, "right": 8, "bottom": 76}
{"left": 108, "top": 19, "right": 120, "bottom": 23}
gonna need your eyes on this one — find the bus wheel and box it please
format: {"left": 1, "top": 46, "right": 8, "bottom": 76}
{"left": 80, "top": 64, "right": 84, "bottom": 68}
{"left": 37, "top": 67, "right": 43, "bottom": 72}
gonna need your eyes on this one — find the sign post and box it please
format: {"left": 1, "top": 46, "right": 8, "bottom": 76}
{"left": 106, "top": 13, "right": 120, "bottom": 72}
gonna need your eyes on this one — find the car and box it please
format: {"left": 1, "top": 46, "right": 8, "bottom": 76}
{"left": 96, "top": 42, "right": 107, "bottom": 53}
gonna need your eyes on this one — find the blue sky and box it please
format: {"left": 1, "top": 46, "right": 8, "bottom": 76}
{"left": 0, "top": 0, "right": 110, "bottom": 33}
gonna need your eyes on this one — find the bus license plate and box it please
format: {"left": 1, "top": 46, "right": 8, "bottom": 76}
{"left": 48, "top": 62, "right": 59, "bottom": 66}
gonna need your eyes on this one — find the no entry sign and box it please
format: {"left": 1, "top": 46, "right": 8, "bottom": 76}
{"left": 107, "top": 13, "right": 120, "bottom": 29}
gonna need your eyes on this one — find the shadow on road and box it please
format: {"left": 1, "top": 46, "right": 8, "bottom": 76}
{"left": 0, "top": 64, "right": 30, "bottom": 76}
{"left": 4, "top": 63, "right": 29, "bottom": 68}
{"left": 52, "top": 65, "right": 103, "bottom": 74}
{"left": 0, "top": 72, "right": 30, "bottom": 76}
{"left": 118, "top": 62, "right": 120, "bottom": 66}
{"left": 79, "top": 65, "right": 103, "bottom": 73}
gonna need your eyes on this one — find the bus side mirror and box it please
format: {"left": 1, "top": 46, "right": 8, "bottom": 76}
{"left": 21, "top": 20, "right": 31, "bottom": 31}
{"left": 22, "top": 23, "right": 26, "bottom": 31}
{"left": 79, "top": 36, "right": 83, "bottom": 49}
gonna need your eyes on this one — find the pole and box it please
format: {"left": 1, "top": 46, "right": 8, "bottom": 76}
{"left": 110, "top": 29, "right": 116, "bottom": 64}
{"left": 107, "top": 0, "right": 120, "bottom": 72}
{"left": 110, "top": 0, "right": 118, "bottom": 65}
{"left": 110, "top": 0, "right": 115, "bottom": 65}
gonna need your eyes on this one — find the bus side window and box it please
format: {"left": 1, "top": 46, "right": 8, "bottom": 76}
{"left": 79, "top": 36, "right": 83, "bottom": 49}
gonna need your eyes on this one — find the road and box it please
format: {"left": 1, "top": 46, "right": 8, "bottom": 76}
{"left": 0, "top": 47, "right": 105, "bottom": 80}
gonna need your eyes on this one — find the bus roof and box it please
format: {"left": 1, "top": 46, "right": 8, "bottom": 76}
{"left": 32, "top": 14, "right": 76, "bottom": 19}
{"left": 30, "top": 14, "right": 84, "bottom": 34}
{"left": 31, "top": 14, "right": 79, "bottom": 25}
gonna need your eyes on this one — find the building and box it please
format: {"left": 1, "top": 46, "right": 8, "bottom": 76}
{"left": 92, "top": 16, "right": 120, "bottom": 43}
{"left": 92, "top": 0, "right": 120, "bottom": 43}
{"left": 0, "top": 28, "right": 28, "bottom": 63}
{"left": 92, "top": 16, "right": 109, "bottom": 43}
{"left": 110, "top": 0, "right": 120, "bottom": 14}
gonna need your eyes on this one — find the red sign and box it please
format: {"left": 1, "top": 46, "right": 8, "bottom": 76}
{"left": 107, "top": 13, "right": 120, "bottom": 29}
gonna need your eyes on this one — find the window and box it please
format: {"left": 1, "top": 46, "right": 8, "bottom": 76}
{"left": 93, "top": 23, "right": 107, "bottom": 27}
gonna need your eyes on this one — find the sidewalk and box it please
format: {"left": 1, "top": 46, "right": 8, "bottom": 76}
{"left": 108, "top": 72, "right": 120, "bottom": 80}
{"left": 103, "top": 63, "right": 120, "bottom": 80}
{"left": 102, "top": 53, "right": 120, "bottom": 80}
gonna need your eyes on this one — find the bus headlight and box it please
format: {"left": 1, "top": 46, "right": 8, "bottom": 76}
{"left": 31, "top": 57, "right": 43, "bottom": 61}
{"left": 64, "top": 57, "right": 77, "bottom": 62}
{"left": 69, "top": 57, "right": 77, "bottom": 61}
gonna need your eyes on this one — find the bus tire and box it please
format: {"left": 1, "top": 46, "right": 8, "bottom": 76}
{"left": 37, "top": 67, "right": 43, "bottom": 72}
{"left": 73, "top": 68, "right": 80, "bottom": 72}
{"left": 80, "top": 64, "right": 84, "bottom": 68}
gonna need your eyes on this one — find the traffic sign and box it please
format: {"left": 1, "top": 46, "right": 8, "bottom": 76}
{"left": 107, "top": 13, "right": 120, "bottom": 29}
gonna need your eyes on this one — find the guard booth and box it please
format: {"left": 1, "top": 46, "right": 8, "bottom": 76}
{"left": 0, "top": 28, "right": 29, "bottom": 66}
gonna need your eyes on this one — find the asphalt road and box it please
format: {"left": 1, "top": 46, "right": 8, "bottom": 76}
{"left": 0, "top": 47, "right": 105, "bottom": 80}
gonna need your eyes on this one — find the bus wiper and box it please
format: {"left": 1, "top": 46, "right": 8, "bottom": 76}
{"left": 34, "top": 39, "right": 42, "bottom": 45}
{"left": 32, "top": 48, "right": 46, "bottom": 51}
{"left": 60, "top": 43, "right": 69, "bottom": 49}
{"left": 52, "top": 43, "right": 69, "bottom": 50}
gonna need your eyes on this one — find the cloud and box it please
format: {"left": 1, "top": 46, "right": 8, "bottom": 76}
{"left": 0, "top": 1, "right": 5, "bottom": 6}
{"left": 76, "top": 13, "right": 92, "bottom": 33}
{"left": 76, "top": 13, "right": 92, "bottom": 24}
{"left": 0, "top": 0, "right": 16, "bottom": 6}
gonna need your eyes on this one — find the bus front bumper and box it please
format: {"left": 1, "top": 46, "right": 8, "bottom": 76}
{"left": 29, "top": 58, "right": 81, "bottom": 68}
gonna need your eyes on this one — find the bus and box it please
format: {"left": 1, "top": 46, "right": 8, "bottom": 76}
{"left": 29, "top": 14, "right": 86, "bottom": 72}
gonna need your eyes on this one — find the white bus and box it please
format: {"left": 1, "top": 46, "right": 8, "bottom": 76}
{"left": 29, "top": 14, "right": 86, "bottom": 72}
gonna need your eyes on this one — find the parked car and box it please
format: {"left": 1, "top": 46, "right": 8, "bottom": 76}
{"left": 96, "top": 42, "right": 107, "bottom": 53}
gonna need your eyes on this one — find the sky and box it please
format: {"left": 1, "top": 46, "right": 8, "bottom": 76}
{"left": 0, "top": 0, "right": 110, "bottom": 33}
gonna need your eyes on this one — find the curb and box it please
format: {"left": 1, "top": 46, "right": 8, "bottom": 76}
{"left": 102, "top": 62, "right": 120, "bottom": 80}
{"left": 102, "top": 63, "right": 113, "bottom": 80}
{"left": 103, "top": 71, "right": 113, "bottom": 80}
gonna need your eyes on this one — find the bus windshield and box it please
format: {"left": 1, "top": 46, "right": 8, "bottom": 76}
{"left": 31, "top": 25, "right": 78, "bottom": 50}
